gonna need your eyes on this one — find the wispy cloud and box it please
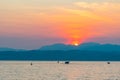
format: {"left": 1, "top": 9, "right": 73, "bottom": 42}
{"left": 74, "top": 2, "right": 120, "bottom": 22}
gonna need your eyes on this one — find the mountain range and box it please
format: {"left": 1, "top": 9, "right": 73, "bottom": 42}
{"left": 0, "top": 42, "right": 120, "bottom": 61}
{"left": 39, "top": 42, "right": 120, "bottom": 51}
{"left": 0, "top": 47, "right": 18, "bottom": 51}
{"left": 1, "top": 42, "right": 120, "bottom": 52}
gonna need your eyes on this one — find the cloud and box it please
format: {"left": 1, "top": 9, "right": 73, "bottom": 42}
{"left": 74, "top": 2, "right": 120, "bottom": 21}
{"left": 57, "top": 7, "right": 110, "bottom": 22}
{"left": 74, "top": 2, "right": 120, "bottom": 9}
{"left": 52, "top": 1, "right": 120, "bottom": 42}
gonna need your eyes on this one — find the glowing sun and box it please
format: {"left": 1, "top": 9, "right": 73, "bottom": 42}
{"left": 74, "top": 43, "right": 79, "bottom": 46}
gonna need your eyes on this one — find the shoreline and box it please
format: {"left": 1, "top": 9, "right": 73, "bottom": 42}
{"left": 0, "top": 61, "right": 120, "bottom": 63}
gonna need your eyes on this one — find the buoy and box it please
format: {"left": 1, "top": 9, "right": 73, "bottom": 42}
{"left": 57, "top": 61, "right": 59, "bottom": 64}
{"left": 31, "top": 62, "right": 33, "bottom": 66}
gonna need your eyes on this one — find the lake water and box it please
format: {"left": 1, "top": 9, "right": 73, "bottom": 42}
{"left": 0, "top": 61, "right": 120, "bottom": 80}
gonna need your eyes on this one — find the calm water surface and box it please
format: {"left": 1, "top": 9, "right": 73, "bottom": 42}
{"left": 0, "top": 61, "right": 120, "bottom": 80}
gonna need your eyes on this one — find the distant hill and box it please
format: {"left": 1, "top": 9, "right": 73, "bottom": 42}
{"left": 0, "top": 47, "right": 25, "bottom": 51}
{"left": 39, "top": 43, "right": 75, "bottom": 50}
{"left": 39, "top": 42, "right": 120, "bottom": 51}
{"left": 0, "top": 47, "right": 17, "bottom": 51}
{"left": 0, "top": 42, "right": 120, "bottom": 61}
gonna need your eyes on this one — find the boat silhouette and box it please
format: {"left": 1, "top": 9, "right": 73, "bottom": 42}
{"left": 65, "top": 61, "right": 70, "bottom": 64}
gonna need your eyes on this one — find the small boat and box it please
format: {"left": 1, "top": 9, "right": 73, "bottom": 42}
{"left": 107, "top": 62, "right": 110, "bottom": 64}
{"left": 65, "top": 61, "right": 70, "bottom": 64}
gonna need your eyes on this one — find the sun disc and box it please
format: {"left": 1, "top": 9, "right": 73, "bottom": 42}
{"left": 74, "top": 43, "right": 79, "bottom": 46}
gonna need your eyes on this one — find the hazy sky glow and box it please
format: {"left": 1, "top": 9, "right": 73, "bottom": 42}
{"left": 0, "top": 0, "right": 120, "bottom": 49}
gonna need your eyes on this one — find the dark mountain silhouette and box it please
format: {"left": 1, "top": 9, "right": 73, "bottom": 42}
{"left": 39, "top": 42, "right": 120, "bottom": 51}
{"left": 0, "top": 47, "right": 25, "bottom": 51}
{"left": 0, "top": 42, "right": 120, "bottom": 61}
{"left": 39, "top": 43, "right": 75, "bottom": 50}
{"left": 0, "top": 47, "right": 17, "bottom": 51}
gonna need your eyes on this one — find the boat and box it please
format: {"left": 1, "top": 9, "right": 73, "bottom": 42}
{"left": 107, "top": 62, "right": 110, "bottom": 64}
{"left": 65, "top": 61, "right": 70, "bottom": 64}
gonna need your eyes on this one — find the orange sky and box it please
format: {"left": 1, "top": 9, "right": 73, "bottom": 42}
{"left": 0, "top": 0, "right": 120, "bottom": 49}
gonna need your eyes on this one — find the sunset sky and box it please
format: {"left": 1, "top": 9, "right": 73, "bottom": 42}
{"left": 0, "top": 0, "right": 120, "bottom": 49}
